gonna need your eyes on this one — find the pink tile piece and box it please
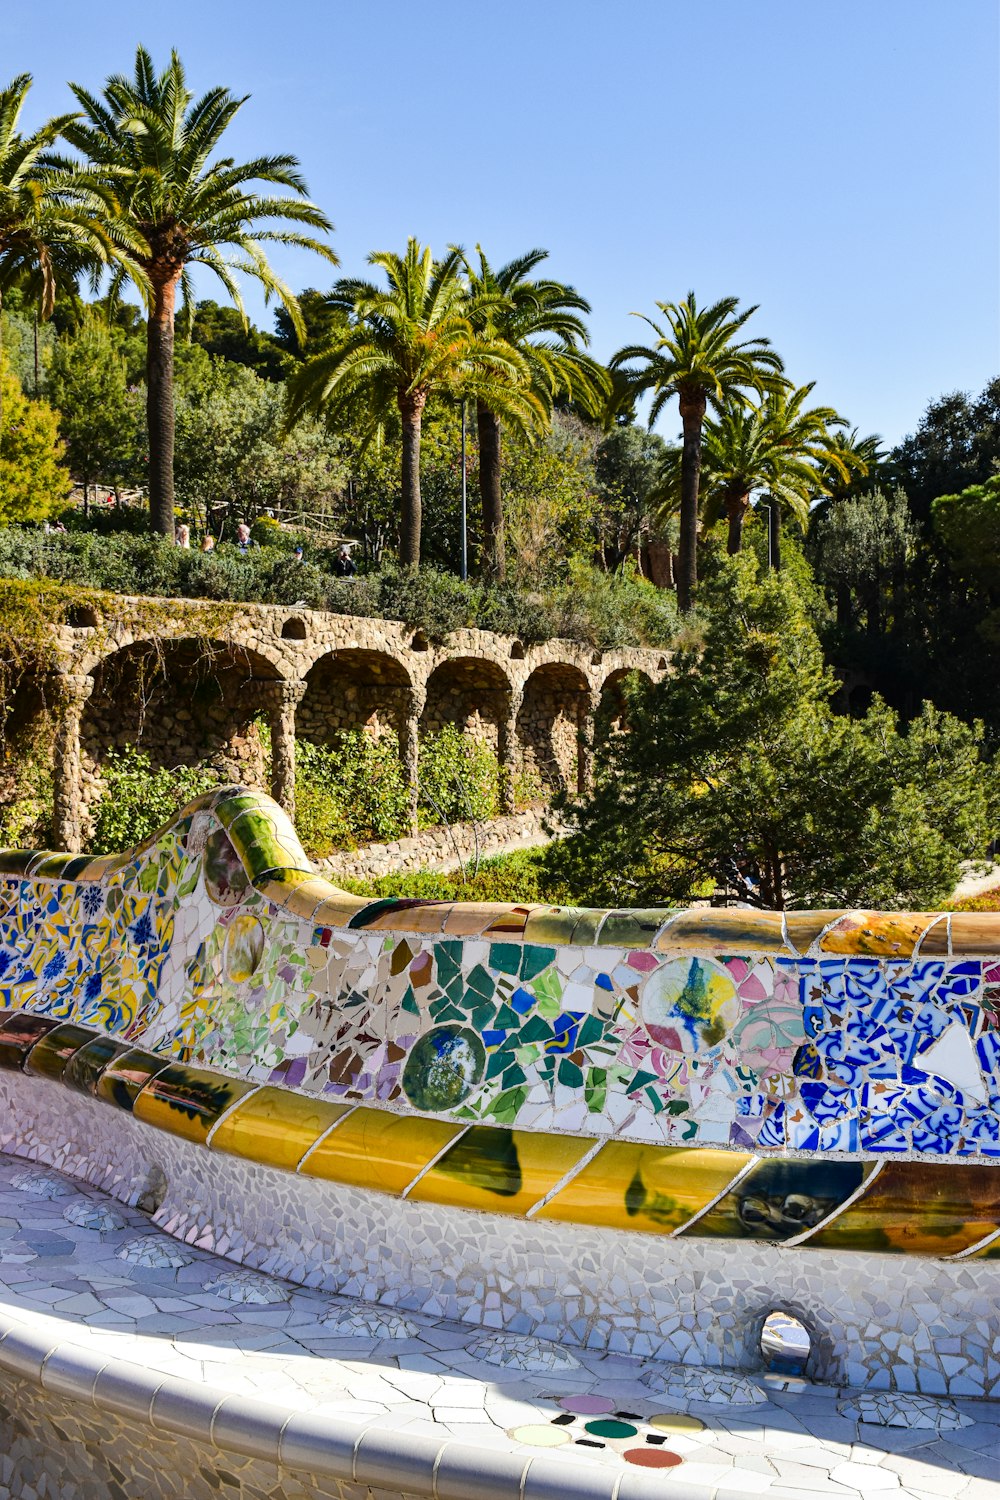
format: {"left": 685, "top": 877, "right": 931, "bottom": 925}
{"left": 558, "top": 1395, "right": 615, "bottom": 1414}
{"left": 627, "top": 951, "right": 659, "bottom": 972}
{"left": 738, "top": 974, "right": 768, "bottom": 1001}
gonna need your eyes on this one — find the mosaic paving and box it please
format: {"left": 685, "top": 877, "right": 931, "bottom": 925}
{"left": 0, "top": 788, "right": 999, "bottom": 1265}
{"left": 0, "top": 1151, "right": 998, "bottom": 1499}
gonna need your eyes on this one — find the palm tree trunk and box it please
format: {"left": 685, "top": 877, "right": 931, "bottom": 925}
{"left": 397, "top": 388, "right": 426, "bottom": 568}
{"left": 769, "top": 501, "right": 782, "bottom": 571}
{"left": 146, "top": 270, "right": 180, "bottom": 540}
{"left": 677, "top": 389, "right": 706, "bottom": 612}
{"left": 477, "top": 402, "right": 505, "bottom": 581}
{"left": 725, "top": 490, "right": 749, "bottom": 555}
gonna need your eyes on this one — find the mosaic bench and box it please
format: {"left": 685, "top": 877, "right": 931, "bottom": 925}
{"left": 0, "top": 787, "right": 998, "bottom": 1406}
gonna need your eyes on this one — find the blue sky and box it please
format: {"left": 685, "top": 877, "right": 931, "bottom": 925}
{"left": 3, "top": 0, "right": 997, "bottom": 445}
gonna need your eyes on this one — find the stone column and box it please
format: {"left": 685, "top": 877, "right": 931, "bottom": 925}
{"left": 268, "top": 679, "right": 307, "bottom": 822}
{"left": 577, "top": 688, "right": 602, "bottom": 796}
{"left": 400, "top": 686, "right": 425, "bottom": 837}
{"left": 497, "top": 689, "right": 522, "bottom": 815}
{"left": 51, "top": 672, "right": 94, "bottom": 853}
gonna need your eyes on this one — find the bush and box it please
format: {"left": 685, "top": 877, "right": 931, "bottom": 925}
{"left": 89, "top": 745, "right": 219, "bottom": 854}
{"left": 418, "top": 723, "right": 500, "bottom": 826}
{"left": 294, "top": 733, "right": 409, "bottom": 856}
{"left": 0, "top": 529, "right": 679, "bottom": 650}
{"left": 0, "top": 731, "right": 53, "bottom": 849}
{"left": 339, "top": 845, "right": 577, "bottom": 904}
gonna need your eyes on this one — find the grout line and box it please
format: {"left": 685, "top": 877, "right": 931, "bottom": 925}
{"left": 401, "top": 1126, "right": 470, "bottom": 1198}
{"left": 672, "top": 1155, "right": 759, "bottom": 1237}
{"left": 296, "top": 1105, "right": 358, "bottom": 1171}
{"left": 205, "top": 1086, "right": 263, "bottom": 1147}
{"left": 781, "top": 1159, "right": 886, "bottom": 1247}
{"left": 525, "top": 1134, "right": 609, "bottom": 1219}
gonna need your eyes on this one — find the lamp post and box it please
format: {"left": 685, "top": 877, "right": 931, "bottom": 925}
{"left": 460, "top": 397, "right": 468, "bottom": 582}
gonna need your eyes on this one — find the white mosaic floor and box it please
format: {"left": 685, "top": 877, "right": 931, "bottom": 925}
{"left": 0, "top": 1151, "right": 998, "bottom": 1500}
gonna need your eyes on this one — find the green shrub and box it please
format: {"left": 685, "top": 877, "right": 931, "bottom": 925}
{"left": 339, "top": 845, "right": 576, "bottom": 904}
{"left": 89, "top": 745, "right": 218, "bottom": 854}
{"left": 0, "top": 530, "right": 679, "bottom": 650}
{"left": 0, "top": 734, "right": 53, "bottom": 849}
{"left": 294, "top": 733, "right": 409, "bottom": 855}
{"left": 418, "top": 723, "right": 500, "bottom": 826}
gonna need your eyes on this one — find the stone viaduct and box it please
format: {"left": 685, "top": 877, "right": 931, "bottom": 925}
{"left": 17, "top": 597, "right": 668, "bottom": 851}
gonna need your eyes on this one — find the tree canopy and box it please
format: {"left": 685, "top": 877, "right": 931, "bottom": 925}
{"left": 549, "top": 556, "right": 998, "bottom": 910}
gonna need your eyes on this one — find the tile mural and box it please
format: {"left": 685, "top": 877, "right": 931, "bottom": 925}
{"left": 1, "top": 786, "right": 999, "bottom": 1256}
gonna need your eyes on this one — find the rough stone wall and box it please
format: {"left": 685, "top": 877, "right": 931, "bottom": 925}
{"left": 319, "top": 806, "right": 553, "bottom": 881}
{"left": 517, "top": 685, "right": 585, "bottom": 792}
{"left": 33, "top": 598, "right": 667, "bottom": 851}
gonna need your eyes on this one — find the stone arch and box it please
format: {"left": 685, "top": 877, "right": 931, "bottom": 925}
{"left": 596, "top": 666, "right": 653, "bottom": 741}
{"left": 297, "top": 648, "right": 413, "bottom": 751}
{"left": 517, "top": 661, "right": 591, "bottom": 796}
{"left": 81, "top": 637, "right": 283, "bottom": 828}
{"left": 421, "top": 657, "right": 513, "bottom": 753}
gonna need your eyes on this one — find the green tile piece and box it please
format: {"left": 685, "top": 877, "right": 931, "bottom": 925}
{"left": 494, "top": 1003, "right": 522, "bottom": 1029}
{"left": 489, "top": 943, "right": 521, "bottom": 975}
{"left": 501, "top": 1064, "right": 527, "bottom": 1088}
{"left": 520, "top": 945, "right": 556, "bottom": 982}
{"left": 466, "top": 964, "right": 496, "bottom": 999}
{"left": 519, "top": 1015, "right": 551, "bottom": 1044}
{"left": 558, "top": 1058, "right": 584, "bottom": 1089}
{"left": 628, "top": 1069, "right": 659, "bottom": 1093}
{"left": 578, "top": 1015, "right": 608, "bottom": 1048}
{"left": 490, "top": 1086, "right": 527, "bottom": 1122}
{"left": 522, "top": 908, "right": 582, "bottom": 946}
{"left": 435, "top": 943, "right": 462, "bottom": 988}
{"left": 596, "top": 910, "right": 668, "bottom": 947}
{"left": 402, "top": 988, "right": 420, "bottom": 1015}
{"left": 486, "top": 1051, "right": 509, "bottom": 1081}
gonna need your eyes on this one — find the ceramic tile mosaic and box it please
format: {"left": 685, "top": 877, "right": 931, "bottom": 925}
{"left": 2, "top": 1063, "right": 997, "bottom": 1398}
{"left": 0, "top": 788, "right": 999, "bottom": 1416}
{"left": 0, "top": 789, "right": 999, "bottom": 1257}
{"left": 1, "top": 1151, "right": 998, "bottom": 1500}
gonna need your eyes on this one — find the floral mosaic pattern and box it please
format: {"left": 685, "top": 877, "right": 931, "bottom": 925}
{"left": 1, "top": 787, "right": 1000, "bottom": 1256}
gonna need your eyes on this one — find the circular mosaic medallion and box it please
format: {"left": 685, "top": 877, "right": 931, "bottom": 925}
{"left": 641, "top": 957, "right": 739, "bottom": 1053}
{"left": 511, "top": 1424, "right": 570, "bottom": 1448}
{"left": 584, "top": 1419, "right": 637, "bottom": 1440}
{"left": 224, "top": 914, "right": 264, "bottom": 982}
{"left": 202, "top": 828, "right": 250, "bottom": 908}
{"left": 624, "top": 1448, "right": 683, "bottom": 1467}
{"left": 649, "top": 1412, "right": 705, "bottom": 1432}
{"left": 558, "top": 1395, "right": 615, "bottom": 1415}
{"left": 63, "top": 1198, "right": 127, "bottom": 1232}
{"left": 402, "top": 1025, "right": 486, "bottom": 1112}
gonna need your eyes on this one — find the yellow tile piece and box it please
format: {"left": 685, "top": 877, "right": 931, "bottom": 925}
{"left": 133, "top": 1065, "right": 256, "bottom": 1145}
{"left": 410, "top": 1127, "right": 596, "bottom": 1217}
{"left": 949, "top": 914, "right": 1000, "bottom": 956}
{"left": 818, "top": 911, "right": 940, "bottom": 958}
{"left": 783, "top": 912, "right": 845, "bottom": 955}
{"left": 537, "top": 1143, "right": 751, "bottom": 1234}
{"left": 210, "top": 1087, "right": 352, "bottom": 1171}
{"left": 654, "top": 910, "right": 789, "bottom": 954}
{"left": 298, "top": 1107, "right": 461, "bottom": 1196}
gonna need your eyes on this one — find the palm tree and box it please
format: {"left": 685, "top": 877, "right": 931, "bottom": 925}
{"left": 64, "top": 47, "right": 336, "bottom": 539}
{"left": 611, "top": 292, "right": 784, "bottom": 612}
{"left": 0, "top": 74, "right": 125, "bottom": 433}
{"left": 757, "top": 383, "right": 859, "bottom": 569}
{"left": 287, "top": 239, "right": 536, "bottom": 567}
{"left": 461, "top": 247, "right": 608, "bottom": 579}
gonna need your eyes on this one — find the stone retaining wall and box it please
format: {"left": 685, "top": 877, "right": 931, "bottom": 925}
{"left": 317, "top": 806, "right": 553, "bottom": 882}
{"left": 17, "top": 596, "right": 667, "bottom": 851}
